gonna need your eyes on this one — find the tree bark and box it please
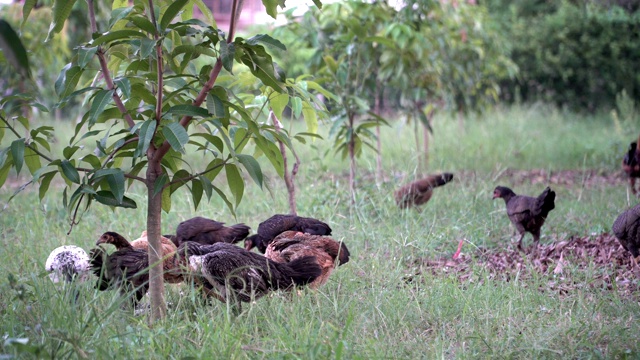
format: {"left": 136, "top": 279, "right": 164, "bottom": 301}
{"left": 348, "top": 113, "right": 356, "bottom": 205}
{"left": 374, "top": 82, "right": 383, "bottom": 183}
{"left": 422, "top": 122, "right": 429, "bottom": 172}
{"left": 146, "top": 164, "right": 166, "bottom": 323}
{"left": 271, "top": 111, "right": 299, "bottom": 215}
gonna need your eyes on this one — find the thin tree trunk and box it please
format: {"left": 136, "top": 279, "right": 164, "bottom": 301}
{"left": 271, "top": 111, "right": 299, "bottom": 215}
{"left": 375, "top": 83, "right": 382, "bottom": 183}
{"left": 422, "top": 123, "right": 429, "bottom": 172}
{"left": 349, "top": 113, "right": 356, "bottom": 205}
{"left": 146, "top": 165, "right": 166, "bottom": 323}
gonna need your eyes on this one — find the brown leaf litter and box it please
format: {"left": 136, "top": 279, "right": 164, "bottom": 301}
{"left": 406, "top": 233, "right": 640, "bottom": 296}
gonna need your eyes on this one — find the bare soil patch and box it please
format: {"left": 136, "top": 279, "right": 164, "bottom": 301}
{"left": 407, "top": 233, "right": 640, "bottom": 296}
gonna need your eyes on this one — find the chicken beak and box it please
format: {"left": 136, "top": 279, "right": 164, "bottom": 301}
{"left": 244, "top": 239, "right": 253, "bottom": 251}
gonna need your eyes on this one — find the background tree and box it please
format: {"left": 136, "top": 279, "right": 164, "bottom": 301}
{"left": 1, "top": 0, "right": 324, "bottom": 323}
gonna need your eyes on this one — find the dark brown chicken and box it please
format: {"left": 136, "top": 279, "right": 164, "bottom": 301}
{"left": 394, "top": 173, "right": 454, "bottom": 209}
{"left": 173, "top": 217, "right": 250, "bottom": 247}
{"left": 89, "top": 246, "right": 150, "bottom": 306}
{"left": 265, "top": 231, "right": 350, "bottom": 288}
{"left": 492, "top": 186, "right": 556, "bottom": 251}
{"left": 612, "top": 203, "right": 640, "bottom": 261}
{"left": 622, "top": 142, "right": 640, "bottom": 195}
{"left": 96, "top": 231, "right": 182, "bottom": 283}
{"left": 245, "top": 214, "right": 332, "bottom": 253}
{"left": 180, "top": 242, "right": 321, "bottom": 307}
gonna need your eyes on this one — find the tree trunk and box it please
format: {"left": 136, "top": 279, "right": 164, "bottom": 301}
{"left": 374, "top": 82, "right": 383, "bottom": 184}
{"left": 348, "top": 114, "right": 356, "bottom": 205}
{"left": 422, "top": 123, "right": 429, "bottom": 172}
{"left": 146, "top": 165, "right": 166, "bottom": 323}
{"left": 271, "top": 111, "right": 298, "bottom": 215}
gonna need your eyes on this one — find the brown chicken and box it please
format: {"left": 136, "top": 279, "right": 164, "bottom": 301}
{"left": 173, "top": 217, "right": 250, "bottom": 247}
{"left": 612, "top": 203, "right": 640, "bottom": 262}
{"left": 622, "top": 142, "right": 640, "bottom": 195}
{"left": 492, "top": 186, "right": 556, "bottom": 251}
{"left": 89, "top": 246, "right": 150, "bottom": 306}
{"left": 179, "top": 242, "right": 321, "bottom": 310}
{"left": 394, "top": 173, "right": 454, "bottom": 209}
{"left": 265, "top": 231, "right": 350, "bottom": 288}
{"left": 245, "top": 214, "right": 332, "bottom": 253}
{"left": 96, "top": 231, "right": 182, "bottom": 283}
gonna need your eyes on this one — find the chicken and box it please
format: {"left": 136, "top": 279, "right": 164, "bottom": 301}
{"left": 180, "top": 242, "right": 321, "bottom": 308}
{"left": 173, "top": 217, "right": 250, "bottom": 247}
{"left": 265, "top": 231, "right": 350, "bottom": 288}
{"left": 622, "top": 141, "right": 640, "bottom": 195}
{"left": 89, "top": 245, "right": 150, "bottom": 306}
{"left": 394, "top": 173, "right": 454, "bottom": 209}
{"left": 45, "top": 245, "right": 91, "bottom": 284}
{"left": 492, "top": 186, "right": 556, "bottom": 251}
{"left": 612, "top": 203, "right": 640, "bottom": 262}
{"left": 245, "top": 214, "right": 332, "bottom": 253}
{"left": 96, "top": 231, "right": 181, "bottom": 283}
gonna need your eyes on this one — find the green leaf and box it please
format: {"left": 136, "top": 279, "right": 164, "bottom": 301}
{"left": 24, "top": 148, "right": 41, "bottom": 176}
{"left": 236, "top": 154, "right": 263, "bottom": 187}
{"left": 114, "top": 77, "right": 131, "bottom": 98}
{"left": 192, "top": 0, "right": 216, "bottom": 27}
{"left": 91, "top": 30, "right": 146, "bottom": 47}
{"left": 0, "top": 161, "right": 12, "bottom": 189}
{"left": 199, "top": 175, "right": 213, "bottom": 200}
{"left": 154, "top": 173, "right": 169, "bottom": 196}
{"left": 88, "top": 90, "right": 114, "bottom": 126}
{"left": 191, "top": 179, "right": 203, "bottom": 209}
{"left": 55, "top": 64, "right": 83, "bottom": 98}
{"left": 160, "top": 0, "right": 189, "bottom": 31}
{"left": 106, "top": 170, "right": 125, "bottom": 204}
{"left": 112, "top": 0, "right": 129, "bottom": 9}
{"left": 39, "top": 171, "right": 56, "bottom": 201}
{"left": 135, "top": 119, "right": 157, "bottom": 158}
{"left": 212, "top": 185, "right": 235, "bottom": 217}
{"left": 219, "top": 41, "right": 234, "bottom": 73}
{"left": 109, "top": 6, "right": 133, "bottom": 28}
{"left": 246, "top": 34, "right": 287, "bottom": 51}
{"left": 60, "top": 160, "right": 81, "bottom": 184}
{"left": 162, "top": 123, "right": 189, "bottom": 154}
{"left": 270, "top": 93, "right": 289, "bottom": 121}
{"left": 77, "top": 46, "right": 98, "bottom": 69}
{"left": 161, "top": 187, "right": 171, "bottom": 212}
{"left": 63, "top": 145, "right": 80, "bottom": 160}
{"left": 302, "top": 102, "right": 318, "bottom": 134}
{"left": 167, "top": 104, "right": 209, "bottom": 118}
{"left": 47, "top": 0, "right": 79, "bottom": 42}
{"left": 261, "top": 0, "right": 283, "bottom": 19}
{"left": 225, "top": 163, "right": 244, "bottom": 206}
{"left": 21, "top": 0, "right": 38, "bottom": 28}
{"left": 0, "top": 20, "right": 30, "bottom": 78}
{"left": 206, "top": 93, "right": 226, "bottom": 118}
{"left": 94, "top": 191, "right": 137, "bottom": 208}
{"left": 10, "top": 139, "right": 25, "bottom": 175}
{"left": 170, "top": 169, "right": 190, "bottom": 194}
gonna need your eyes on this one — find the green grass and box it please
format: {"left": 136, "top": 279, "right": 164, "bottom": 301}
{"left": 1, "top": 104, "right": 639, "bottom": 358}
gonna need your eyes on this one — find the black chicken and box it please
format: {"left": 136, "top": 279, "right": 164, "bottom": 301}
{"left": 622, "top": 142, "right": 640, "bottom": 195}
{"left": 89, "top": 246, "right": 150, "bottom": 306}
{"left": 173, "top": 217, "right": 250, "bottom": 247}
{"left": 245, "top": 214, "right": 332, "bottom": 253}
{"left": 612, "top": 203, "right": 640, "bottom": 262}
{"left": 493, "top": 186, "right": 556, "bottom": 251}
{"left": 180, "top": 242, "right": 321, "bottom": 307}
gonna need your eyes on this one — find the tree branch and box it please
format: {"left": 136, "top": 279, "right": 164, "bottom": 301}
{"left": 87, "top": 0, "right": 135, "bottom": 129}
{"left": 148, "top": 0, "right": 164, "bottom": 125}
{"left": 163, "top": 155, "right": 231, "bottom": 189}
{"left": 0, "top": 114, "right": 53, "bottom": 163}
